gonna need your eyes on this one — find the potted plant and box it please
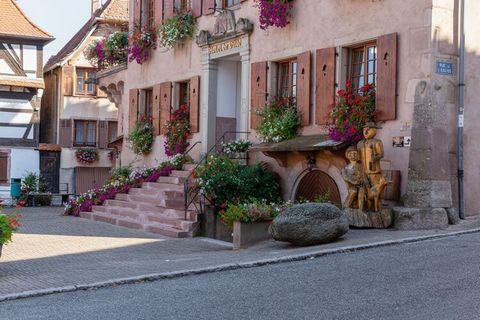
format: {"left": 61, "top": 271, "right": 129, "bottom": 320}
{"left": 256, "top": 97, "right": 300, "bottom": 143}
{"left": 128, "top": 115, "right": 154, "bottom": 155}
{"left": 85, "top": 31, "right": 129, "bottom": 70}
{"left": 222, "top": 139, "right": 252, "bottom": 165}
{"left": 158, "top": 11, "right": 196, "bottom": 49}
{"left": 256, "top": 0, "right": 295, "bottom": 30}
{"left": 221, "top": 200, "right": 291, "bottom": 249}
{"left": 328, "top": 81, "right": 376, "bottom": 144}
{"left": 0, "top": 213, "right": 20, "bottom": 258}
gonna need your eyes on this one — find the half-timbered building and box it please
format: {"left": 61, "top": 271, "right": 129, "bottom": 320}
{"left": 0, "top": 0, "right": 53, "bottom": 200}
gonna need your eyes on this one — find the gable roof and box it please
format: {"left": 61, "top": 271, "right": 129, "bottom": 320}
{"left": 0, "top": 0, "right": 53, "bottom": 41}
{"left": 44, "top": 0, "right": 128, "bottom": 72}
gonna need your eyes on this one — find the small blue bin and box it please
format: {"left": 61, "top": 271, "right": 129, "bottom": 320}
{"left": 10, "top": 178, "right": 21, "bottom": 198}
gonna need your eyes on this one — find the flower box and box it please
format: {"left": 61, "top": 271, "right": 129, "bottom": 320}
{"left": 200, "top": 205, "right": 233, "bottom": 243}
{"left": 233, "top": 220, "right": 271, "bottom": 250}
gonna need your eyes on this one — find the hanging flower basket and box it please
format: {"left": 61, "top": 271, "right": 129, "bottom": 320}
{"left": 128, "top": 115, "right": 154, "bottom": 155}
{"left": 75, "top": 148, "right": 99, "bottom": 164}
{"left": 84, "top": 31, "right": 128, "bottom": 70}
{"left": 256, "top": 0, "right": 294, "bottom": 30}
{"left": 128, "top": 25, "right": 157, "bottom": 64}
{"left": 158, "top": 11, "right": 196, "bottom": 49}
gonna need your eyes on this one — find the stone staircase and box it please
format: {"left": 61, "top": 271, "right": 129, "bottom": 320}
{"left": 79, "top": 164, "right": 200, "bottom": 238}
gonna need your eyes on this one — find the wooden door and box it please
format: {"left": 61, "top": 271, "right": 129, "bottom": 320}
{"left": 40, "top": 151, "right": 60, "bottom": 193}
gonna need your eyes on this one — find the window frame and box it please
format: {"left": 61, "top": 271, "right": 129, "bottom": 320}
{"left": 75, "top": 68, "right": 96, "bottom": 96}
{"left": 74, "top": 120, "right": 97, "bottom": 147}
{"left": 224, "top": 0, "right": 241, "bottom": 8}
{"left": 348, "top": 41, "right": 377, "bottom": 92}
{"left": 276, "top": 58, "right": 298, "bottom": 99}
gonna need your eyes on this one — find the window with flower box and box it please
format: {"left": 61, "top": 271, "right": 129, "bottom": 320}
{"left": 76, "top": 68, "right": 96, "bottom": 96}
{"left": 348, "top": 43, "right": 377, "bottom": 93}
{"left": 74, "top": 120, "right": 97, "bottom": 147}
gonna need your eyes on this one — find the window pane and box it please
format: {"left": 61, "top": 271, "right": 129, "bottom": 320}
{"left": 75, "top": 121, "right": 84, "bottom": 145}
{"left": 278, "top": 63, "right": 289, "bottom": 98}
{"left": 353, "top": 50, "right": 364, "bottom": 64}
{"left": 368, "top": 46, "right": 376, "bottom": 60}
{"left": 353, "top": 63, "right": 364, "bottom": 78}
{"left": 108, "top": 122, "right": 118, "bottom": 142}
{"left": 368, "top": 74, "right": 375, "bottom": 85}
{"left": 145, "top": 90, "right": 153, "bottom": 118}
{"left": 87, "top": 122, "right": 95, "bottom": 146}
{"left": 76, "top": 75, "right": 84, "bottom": 93}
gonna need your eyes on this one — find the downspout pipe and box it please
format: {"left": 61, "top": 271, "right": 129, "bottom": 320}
{"left": 458, "top": 0, "right": 466, "bottom": 219}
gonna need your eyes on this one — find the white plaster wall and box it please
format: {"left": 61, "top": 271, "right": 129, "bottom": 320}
{"left": 22, "top": 45, "right": 37, "bottom": 71}
{"left": 10, "top": 148, "right": 39, "bottom": 179}
{"left": 0, "top": 97, "right": 32, "bottom": 110}
{"left": 62, "top": 96, "right": 117, "bottom": 119}
{"left": 0, "top": 59, "right": 14, "bottom": 74}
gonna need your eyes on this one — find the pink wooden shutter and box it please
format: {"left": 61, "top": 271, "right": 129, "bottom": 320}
{"left": 250, "top": 61, "right": 268, "bottom": 130}
{"left": 189, "top": 76, "right": 200, "bottom": 133}
{"left": 191, "top": 0, "right": 202, "bottom": 17}
{"left": 315, "top": 47, "right": 336, "bottom": 125}
{"left": 296, "top": 51, "right": 311, "bottom": 126}
{"left": 376, "top": 33, "right": 397, "bottom": 121}
{"left": 160, "top": 82, "right": 172, "bottom": 135}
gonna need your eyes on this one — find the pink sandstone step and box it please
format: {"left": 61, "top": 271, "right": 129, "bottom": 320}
{"left": 145, "top": 214, "right": 196, "bottom": 231}
{"left": 171, "top": 170, "right": 191, "bottom": 178}
{"left": 145, "top": 224, "right": 190, "bottom": 238}
{"left": 128, "top": 187, "right": 158, "bottom": 196}
{"left": 104, "top": 199, "right": 137, "bottom": 210}
{"left": 155, "top": 176, "right": 186, "bottom": 185}
{"left": 106, "top": 208, "right": 144, "bottom": 221}
{"left": 143, "top": 182, "right": 184, "bottom": 192}
{"left": 91, "top": 205, "right": 107, "bottom": 212}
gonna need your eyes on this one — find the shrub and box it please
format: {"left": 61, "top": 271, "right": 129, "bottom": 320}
{"left": 158, "top": 11, "right": 196, "bottom": 48}
{"left": 256, "top": 97, "right": 300, "bottom": 143}
{"left": 0, "top": 213, "right": 20, "bottom": 245}
{"left": 222, "top": 139, "right": 252, "bottom": 154}
{"left": 194, "top": 155, "right": 281, "bottom": 206}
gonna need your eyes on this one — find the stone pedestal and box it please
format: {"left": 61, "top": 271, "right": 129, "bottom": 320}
{"left": 345, "top": 208, "right": 393, "bottom": 229}
{"left": 233, "top": 221, "right": 271, "bottom": 250}
{"left": 392, "top": 207, "right": 448, "bottom": 230}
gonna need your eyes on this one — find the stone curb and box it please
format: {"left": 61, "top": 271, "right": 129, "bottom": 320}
{"left": 1, "top": 227, "right": 479, "bottom": 303}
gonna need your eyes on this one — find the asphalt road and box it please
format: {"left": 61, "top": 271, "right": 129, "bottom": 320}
{"left": 1, "top": 232, "right": 480, "bottom": 320}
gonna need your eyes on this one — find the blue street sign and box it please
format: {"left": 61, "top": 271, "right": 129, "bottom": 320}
{"left": 436, "top": 61, "right": 454, "bottom": 75}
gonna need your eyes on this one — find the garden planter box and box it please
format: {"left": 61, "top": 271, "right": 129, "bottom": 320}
{"left": 233, "top": 221, "right": 272, "bottom": 250}
{"left": 200, "top": 205, "right": 233, "bottom": 243}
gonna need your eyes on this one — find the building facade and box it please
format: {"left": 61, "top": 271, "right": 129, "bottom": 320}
{"left": 0, "top": 0, "right": 53, "bottom": 200}
{"left": 41, "top": 0, "right": 128, "bottom": 194}
{"left": 99, "top": 0, "right": 479, "bottom": 217}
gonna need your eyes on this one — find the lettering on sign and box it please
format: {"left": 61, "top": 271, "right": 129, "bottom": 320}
{"left": 208, "top": 39, "right": 242, "bottom": 54}
{"left": 436, "top": 60, "right": 454, "bottom": 76}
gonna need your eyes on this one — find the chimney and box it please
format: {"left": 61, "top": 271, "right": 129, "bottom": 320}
{"left": 91, "top": 0, "right": 101, "bottom": 16}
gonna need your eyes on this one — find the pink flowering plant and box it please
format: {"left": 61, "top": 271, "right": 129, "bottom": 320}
{"left": 128, "top": 25, "right": 157, "bottom": 64}
{"left": 75, "top": 148, "right": 99, "bottom": 164}
{"left": 164, "top": 104, "right": 190, "bottom": 156}
{"left": 84, "top": 32, "right": 128, "bottom": 70}
{"left": 328, "top": 81, "right": 377, "bottom": 144}
{"left": 256, "top": 0, "right": 294, "bottom": 30}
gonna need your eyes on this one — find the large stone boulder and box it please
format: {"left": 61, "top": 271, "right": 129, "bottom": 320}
{"left": 269, "top": 203, "right": 349, "bottom": 246}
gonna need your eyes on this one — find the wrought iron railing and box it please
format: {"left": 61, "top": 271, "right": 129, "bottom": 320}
{"left": 183, "top": 131, "right": 250, "bottom": 220}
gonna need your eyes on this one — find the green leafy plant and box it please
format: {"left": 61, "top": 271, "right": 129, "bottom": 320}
{"left": 194, "top": 155, "right": 281, "bottom": 206}
{"left": 0, "top": 213, "right": 20, "bottom": 245}
{"left": 84, "top": 31, "right": 128, "bottom": 70}
{"left": 220, "top": 199, "right": 292, "bottom": 228}
{"left": 256, "top": 97, "right": 300, "bottom": 143}
{"left": 158, "top": 11, "right": 196, "bottom": 48}
{"left": 128, "top": 115, "right": 154, "bottom": 155}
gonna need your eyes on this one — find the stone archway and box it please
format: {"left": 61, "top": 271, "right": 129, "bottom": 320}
{"left": 293, "top": 169, "right": 342, "bottom": 205}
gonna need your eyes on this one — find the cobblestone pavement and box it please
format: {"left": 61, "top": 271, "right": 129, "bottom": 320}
{"left": 1, "top": 207, "right": 479, "bottom": 298}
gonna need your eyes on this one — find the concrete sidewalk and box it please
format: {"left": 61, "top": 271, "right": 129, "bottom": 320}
{"left": 1, "top": 207, "right": 479, "bottom": 302}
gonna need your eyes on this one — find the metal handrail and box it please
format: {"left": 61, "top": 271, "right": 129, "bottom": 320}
{"left": 183, "top": 131, "right": 251, "bottom": 220}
